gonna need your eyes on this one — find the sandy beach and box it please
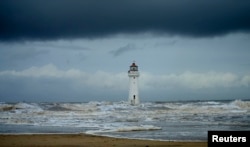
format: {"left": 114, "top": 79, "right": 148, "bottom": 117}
{"left": 0, "top": 134, "right": 206, "bottom": 147}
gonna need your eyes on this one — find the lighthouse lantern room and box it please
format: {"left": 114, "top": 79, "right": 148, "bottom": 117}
{"left": 128, "top": 62, "right": 140, "bottom": 105}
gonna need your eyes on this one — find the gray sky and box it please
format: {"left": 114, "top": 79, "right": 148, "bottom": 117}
{"left": 0, "top": 0, "right": 250, "bottom": 102}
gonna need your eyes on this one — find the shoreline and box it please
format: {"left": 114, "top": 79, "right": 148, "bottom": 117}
{"left": 0, "top": 132, "right": 207, "bottom": 142}
{"left": 0, "top": 133, "right": 207, "bottom": 147}
{"left": 85, "top": 132, "right": 207, "bottom": 142}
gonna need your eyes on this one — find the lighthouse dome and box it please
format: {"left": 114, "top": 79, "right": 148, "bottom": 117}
{"left": 130, "top": 62, "right": 137, "bottom": 67}
{"left": 129, "top": 62, "right": 138, "bottom": 71}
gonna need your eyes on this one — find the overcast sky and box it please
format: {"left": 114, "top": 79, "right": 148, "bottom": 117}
{"left": 0, "top": 0, "right": 250, "bottom": 102}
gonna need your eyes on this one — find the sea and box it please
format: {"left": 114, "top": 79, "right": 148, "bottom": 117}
{"left": 0, "top": 99, "right": 250, "bottom": 141}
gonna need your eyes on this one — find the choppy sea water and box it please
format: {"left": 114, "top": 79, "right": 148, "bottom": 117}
{"left": 0, "top": 99, "right": 250, "bottom": 141}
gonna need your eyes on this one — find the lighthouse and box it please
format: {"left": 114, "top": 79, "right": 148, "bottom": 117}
{"left": 128, "top": 62, "right": 140, "bottom": 105}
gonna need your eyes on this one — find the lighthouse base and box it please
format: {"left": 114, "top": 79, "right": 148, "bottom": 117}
{"left": 128, "top": 95, "right": 140, "bottom": 105}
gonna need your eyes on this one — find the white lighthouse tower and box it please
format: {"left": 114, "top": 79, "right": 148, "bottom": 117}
{"left": 128, "top": 62, "right": 140, "bottom": 105}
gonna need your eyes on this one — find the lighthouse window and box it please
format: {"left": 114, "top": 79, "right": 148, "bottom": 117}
{"left": 130, "top": 67, "right": 138, "bottom": 71}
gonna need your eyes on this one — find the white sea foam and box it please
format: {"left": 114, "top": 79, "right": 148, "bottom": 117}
{"left": 85, "top": 125, "right": 161, "bottom": 135}
{"left": 116, "top": 125, "right": 162, "bottom": 132}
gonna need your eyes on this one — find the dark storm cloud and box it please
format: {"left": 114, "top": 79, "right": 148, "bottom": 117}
{"left": 1, "top": 0, "right": 250, "bottom": 41}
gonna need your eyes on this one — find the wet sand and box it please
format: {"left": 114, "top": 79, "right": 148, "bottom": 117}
{"left": 0, "top": 134, "right": 206, "bottom": 147}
